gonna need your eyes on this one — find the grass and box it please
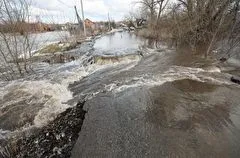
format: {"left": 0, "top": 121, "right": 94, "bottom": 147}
{"left": 36, "top": 42, "right": 78, "bottom": 54}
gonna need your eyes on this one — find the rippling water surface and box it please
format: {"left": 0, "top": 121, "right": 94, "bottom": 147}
{"left": 1, "top": 31, "right": 240, "bottom": 157}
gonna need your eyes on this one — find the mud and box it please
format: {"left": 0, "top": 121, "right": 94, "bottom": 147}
{"left": 1, "top": 31, "right": 240, "bottom": 158}
{"left": 1, "top": 102, "right": 86, "bottom": 158}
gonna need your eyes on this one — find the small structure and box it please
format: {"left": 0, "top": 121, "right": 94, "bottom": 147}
{"left": 85, "top": 18, "right": 96, "bottom": 30}
{"left": 29, "top": 22, "right": 53, "bottom": 32}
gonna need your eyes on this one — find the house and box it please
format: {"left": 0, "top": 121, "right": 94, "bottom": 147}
{"left": 0, "top": 22, "right": 52, "bottom": 34}
{"left": 84, "top": 18, "right": 96, "bottom": 30}
{"left": 28, "top": 22, "right": 53, "bottom": 32}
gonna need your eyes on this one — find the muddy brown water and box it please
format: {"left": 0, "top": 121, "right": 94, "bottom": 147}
{"left": 69, "top": 33, "right": 240, "bottom": 158}
{"left": 0, "top": 31, "right": 240, "bottom": 157}
{"left": 71, "top": 79, "right": 240, "bottom": 158}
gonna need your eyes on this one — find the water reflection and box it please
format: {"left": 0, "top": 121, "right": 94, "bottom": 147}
{"left": 94, "top": 32, "right": 146, "bottom": 55}
{"left": 145, "top": 79, "right": 240, "bottom": 157}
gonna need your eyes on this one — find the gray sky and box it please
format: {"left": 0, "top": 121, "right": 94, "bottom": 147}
{"left": 29, "top": 0, "right": 138, "bottom": 23}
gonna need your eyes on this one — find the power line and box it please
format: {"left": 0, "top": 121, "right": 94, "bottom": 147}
{"left": 57, "top": 0, "right": 72, "bottom": 8}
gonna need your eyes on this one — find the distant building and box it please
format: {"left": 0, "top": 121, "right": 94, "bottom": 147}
{"left": 0, "top": 22, "right": 53, "bottom": 34}
{"left": 65, "top": 23, "right": 83, "bottom": 35}
{"left": 28, "top": 22, "right": 53, "bottom": 32}
{"left": 84, "top": 18, "right": 96, "bottom": 30}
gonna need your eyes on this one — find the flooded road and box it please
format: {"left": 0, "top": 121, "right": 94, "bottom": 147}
{"left": 0, "top": 31, "right": 240, "bottom": 157}
{"left": 70, "top": 32, "right": 240, "bottom": 157}
{"left": 0, "top": 31, "right": 145, "bottom": 143}
{"left": 72, "top": 82, "right": 240, "bottom": 157}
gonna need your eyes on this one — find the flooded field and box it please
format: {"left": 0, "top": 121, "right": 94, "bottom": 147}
{"left": 0, "top": 31, "right": 240, "bottom": 157}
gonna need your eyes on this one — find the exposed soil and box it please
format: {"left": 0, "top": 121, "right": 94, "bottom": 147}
{"left": 1, "top": 101, "right": 86, "bottom": 158}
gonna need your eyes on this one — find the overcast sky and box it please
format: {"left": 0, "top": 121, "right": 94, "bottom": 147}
{"left": 29, "top": 0, "right": 138, "bottom": 23}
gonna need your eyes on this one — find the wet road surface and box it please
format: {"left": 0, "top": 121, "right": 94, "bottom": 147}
{"left": 70, "top": 32, "right": 240, "bottom": 157}
{"left": 1, "top": 31, "right": 240, "bottom": 157}
{"left": 71, "top": 80, "right": 240, "bottom": 157}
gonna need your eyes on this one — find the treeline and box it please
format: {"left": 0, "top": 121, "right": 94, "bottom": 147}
{"left": 0, "top": 22, "right": 54, "bottom": 35}
{"left": 134, "top": 0, "right": 240, "bottom": 57}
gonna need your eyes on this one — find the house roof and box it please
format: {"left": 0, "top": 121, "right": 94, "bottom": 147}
{"left": 85, "top": 18, "right": 95, "bottom": 24}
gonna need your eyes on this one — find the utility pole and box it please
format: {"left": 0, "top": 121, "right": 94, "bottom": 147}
{"left": 80, "top": 0, "right": 86, "bottom": 36}
{"left": 108, "top": 12, "right": 111, "bottom": 31}
{"left": 74, "top": 6, "right": 83, "bottom": 29}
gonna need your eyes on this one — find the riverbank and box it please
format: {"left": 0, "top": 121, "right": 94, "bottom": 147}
{"left": 29, "top": 29, "right": 124, "bottom": 64}
{"left": 0, "top": 30, "right": 140, "bottom": 157}
{"left": 1, "top": 30, "right": 240, "bottom": 158}
{"left": 1, "top": 101, "right": 86, "bottom": 157}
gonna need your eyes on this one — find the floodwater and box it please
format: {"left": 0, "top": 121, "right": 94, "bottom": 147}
{"left": 0, "top": 31, "right": 70, "bottom": 54}
{"left": 30, "top": 31, "right": 71, "bottom": 51}
{"left": 71, "top": 32, "right": 240, "bottom": 157}
{"left": 94, "top": 31, "right": 145, "bottom": 56}
{"left": 1, "top": 31, "right": 240, "bottom": 157}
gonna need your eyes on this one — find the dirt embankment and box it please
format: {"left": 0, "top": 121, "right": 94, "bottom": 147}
{"left": 1, "top": 101, "right": 86, "bottom": 158}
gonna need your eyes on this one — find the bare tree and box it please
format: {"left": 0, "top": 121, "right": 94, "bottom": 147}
{"left": 167, "top": 0, "right": 239, "bottom": 56}
{"left": 0, "top": 0, "right": 34, "bottom": 80}
{"left": 138, "top": 0, "right": 157, "bottom": 21}
{"left": 135, "top": 0, "right": 240, "bottom": 57}
{"left": 156, "top": 0, "right": 170, "bottom": 23}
